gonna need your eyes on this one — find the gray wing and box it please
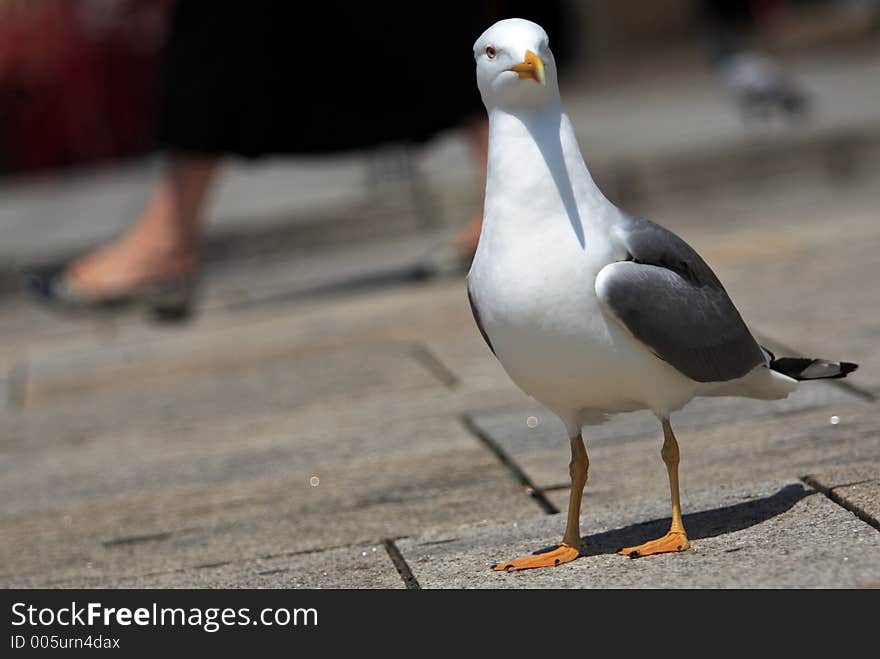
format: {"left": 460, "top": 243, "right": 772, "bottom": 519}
{"left": 596, "top": 214, "right": 764, "bottom": 383}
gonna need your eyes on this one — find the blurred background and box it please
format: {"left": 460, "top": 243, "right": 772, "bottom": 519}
{"left": 1, "top": 1, "right": 879, "bottom": 588}
{"left": 1, "top": 0, "right": 877, "bottom": 174}
{"left": 0, "top": 0, "right": 168, "bottom": 174}
{"left": 1, "top": 0, "right": 878, "bottom": 282}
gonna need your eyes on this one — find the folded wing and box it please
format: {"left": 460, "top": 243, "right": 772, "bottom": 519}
{"left": 596, "top": 214, "right": 765, "bottom": 383}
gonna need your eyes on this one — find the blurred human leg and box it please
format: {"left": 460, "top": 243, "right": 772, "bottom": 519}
{"left": 66, "top": 155, "right": 218, "bottom": 295}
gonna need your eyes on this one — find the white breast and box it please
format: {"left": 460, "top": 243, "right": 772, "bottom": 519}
{"left": 469, "top": 107, "right": 698, "bottom": 425}
{"left": 470, "top": 227, "right": 696, "bottom": 425}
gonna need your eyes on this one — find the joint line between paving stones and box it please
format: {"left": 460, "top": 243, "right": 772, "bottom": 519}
{"left": 801, "top": 475, "right": 880, "bottom": 532}
{"left": 102, "top": 531, "right": 174, "bottom": 548}
{"left": 753, "top": 331, "right": 876, "bottom": 403}
{"left": 382, "top": 538, "right": 421, "bottom": 589}
{"left": 409, "top": 343, "right": 460, "bottom": 388}
{"left": 461, "top": 414, "right": 560, "bottom": 514}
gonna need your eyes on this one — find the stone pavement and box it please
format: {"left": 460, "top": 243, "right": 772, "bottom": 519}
{"left": 1, "top": 49, "right": 879, "bottom": 588}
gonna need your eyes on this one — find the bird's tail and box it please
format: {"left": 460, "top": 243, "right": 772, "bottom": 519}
{"left": 766, "top": 349, "right": 858, "bottom": 381}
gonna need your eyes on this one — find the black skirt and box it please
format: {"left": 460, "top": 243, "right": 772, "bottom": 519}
{"left": 156, "top": 1, "right": 567, "bottom": 157}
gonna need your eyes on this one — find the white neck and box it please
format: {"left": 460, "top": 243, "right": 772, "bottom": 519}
{"left": 480, "top": 101, "right": 614, "bottom": 253}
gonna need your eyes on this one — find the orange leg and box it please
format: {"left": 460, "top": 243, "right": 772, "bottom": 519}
{"left": 492, "top": 434, "right": 588, "bottom": 572}
{"left": 619, "top": 419, "right": 691, "bottom": 558}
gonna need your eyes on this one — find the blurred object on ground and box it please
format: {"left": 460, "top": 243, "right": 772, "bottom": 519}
{"left": 569, "top": 0, "right": 880, "bottom": 80}
{"left": 703, "top": 0, "right": 812, "bottom": 121}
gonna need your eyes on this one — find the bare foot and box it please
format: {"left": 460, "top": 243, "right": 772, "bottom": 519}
{"left": 66, "top": 156, "right": 217, "bottom": 295}
{"left": 66, "top": 234, "right": 197, "bottom": 296}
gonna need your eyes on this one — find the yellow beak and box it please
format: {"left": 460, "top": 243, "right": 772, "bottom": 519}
{"left": 509, "top": 50, "right": 546, "bottom": 85}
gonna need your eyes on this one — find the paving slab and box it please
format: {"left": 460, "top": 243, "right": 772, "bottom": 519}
{"left": 422, "top": 334, "right": 512, "bottom": 392}
{"left": 23, "top": 336, "right": 445, "bottom": 408}
{"left": 5, "top": 342, "right": 460, "bottom": 453}
{"left": 0, "top": 446, "right": 530, "bottom": 587}
{"left": 0, "top": 297, "right": 113, "bottom": 363}
{"left": 0, "top": 409, "right": 487, "bottom": 517}
{"left": 805, "top": 460, "right": 880, "bottom": 530}
{"left": 7, "top": 276, "right": 472, "bottom": 393}
{"left": 398, "top": 479, "right": 880, "bottom": 588}
{"left": 0, "top": 253, "right": 474, "bottom": 374}
{"left": 0, "top": 367, "right": 524, "bottom": 462}
{"left": 10, "top": 544, "right": 404, "bottom": 589}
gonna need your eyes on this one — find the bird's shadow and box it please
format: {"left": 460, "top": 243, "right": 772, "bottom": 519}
{"left": 515, "top": 108, "right": 586, "bottom": 249}
{"left": 535, "top": 483, "right": 813, "bottom": 557}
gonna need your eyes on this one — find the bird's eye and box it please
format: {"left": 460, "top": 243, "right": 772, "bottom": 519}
{"left": 485, "top": 45, "right": 496, "bottom": 59}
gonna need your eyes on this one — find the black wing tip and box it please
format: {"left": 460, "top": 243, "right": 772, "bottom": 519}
{"left": 815, "top": 361, "right": 858, "bottom": 380}
{"left": 770, "top": 357, "right": 859, "bottom": 381}
{"left": 838, "top": 361, "right": 859, "bottom": 377}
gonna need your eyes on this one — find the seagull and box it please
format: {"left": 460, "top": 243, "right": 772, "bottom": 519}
{"left": 467, "top": 18, "right": 857, "bottom": 572}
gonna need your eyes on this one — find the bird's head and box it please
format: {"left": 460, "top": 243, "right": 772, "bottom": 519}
{"left": 473, "top": 18, "right": 558, "bottom": 111}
